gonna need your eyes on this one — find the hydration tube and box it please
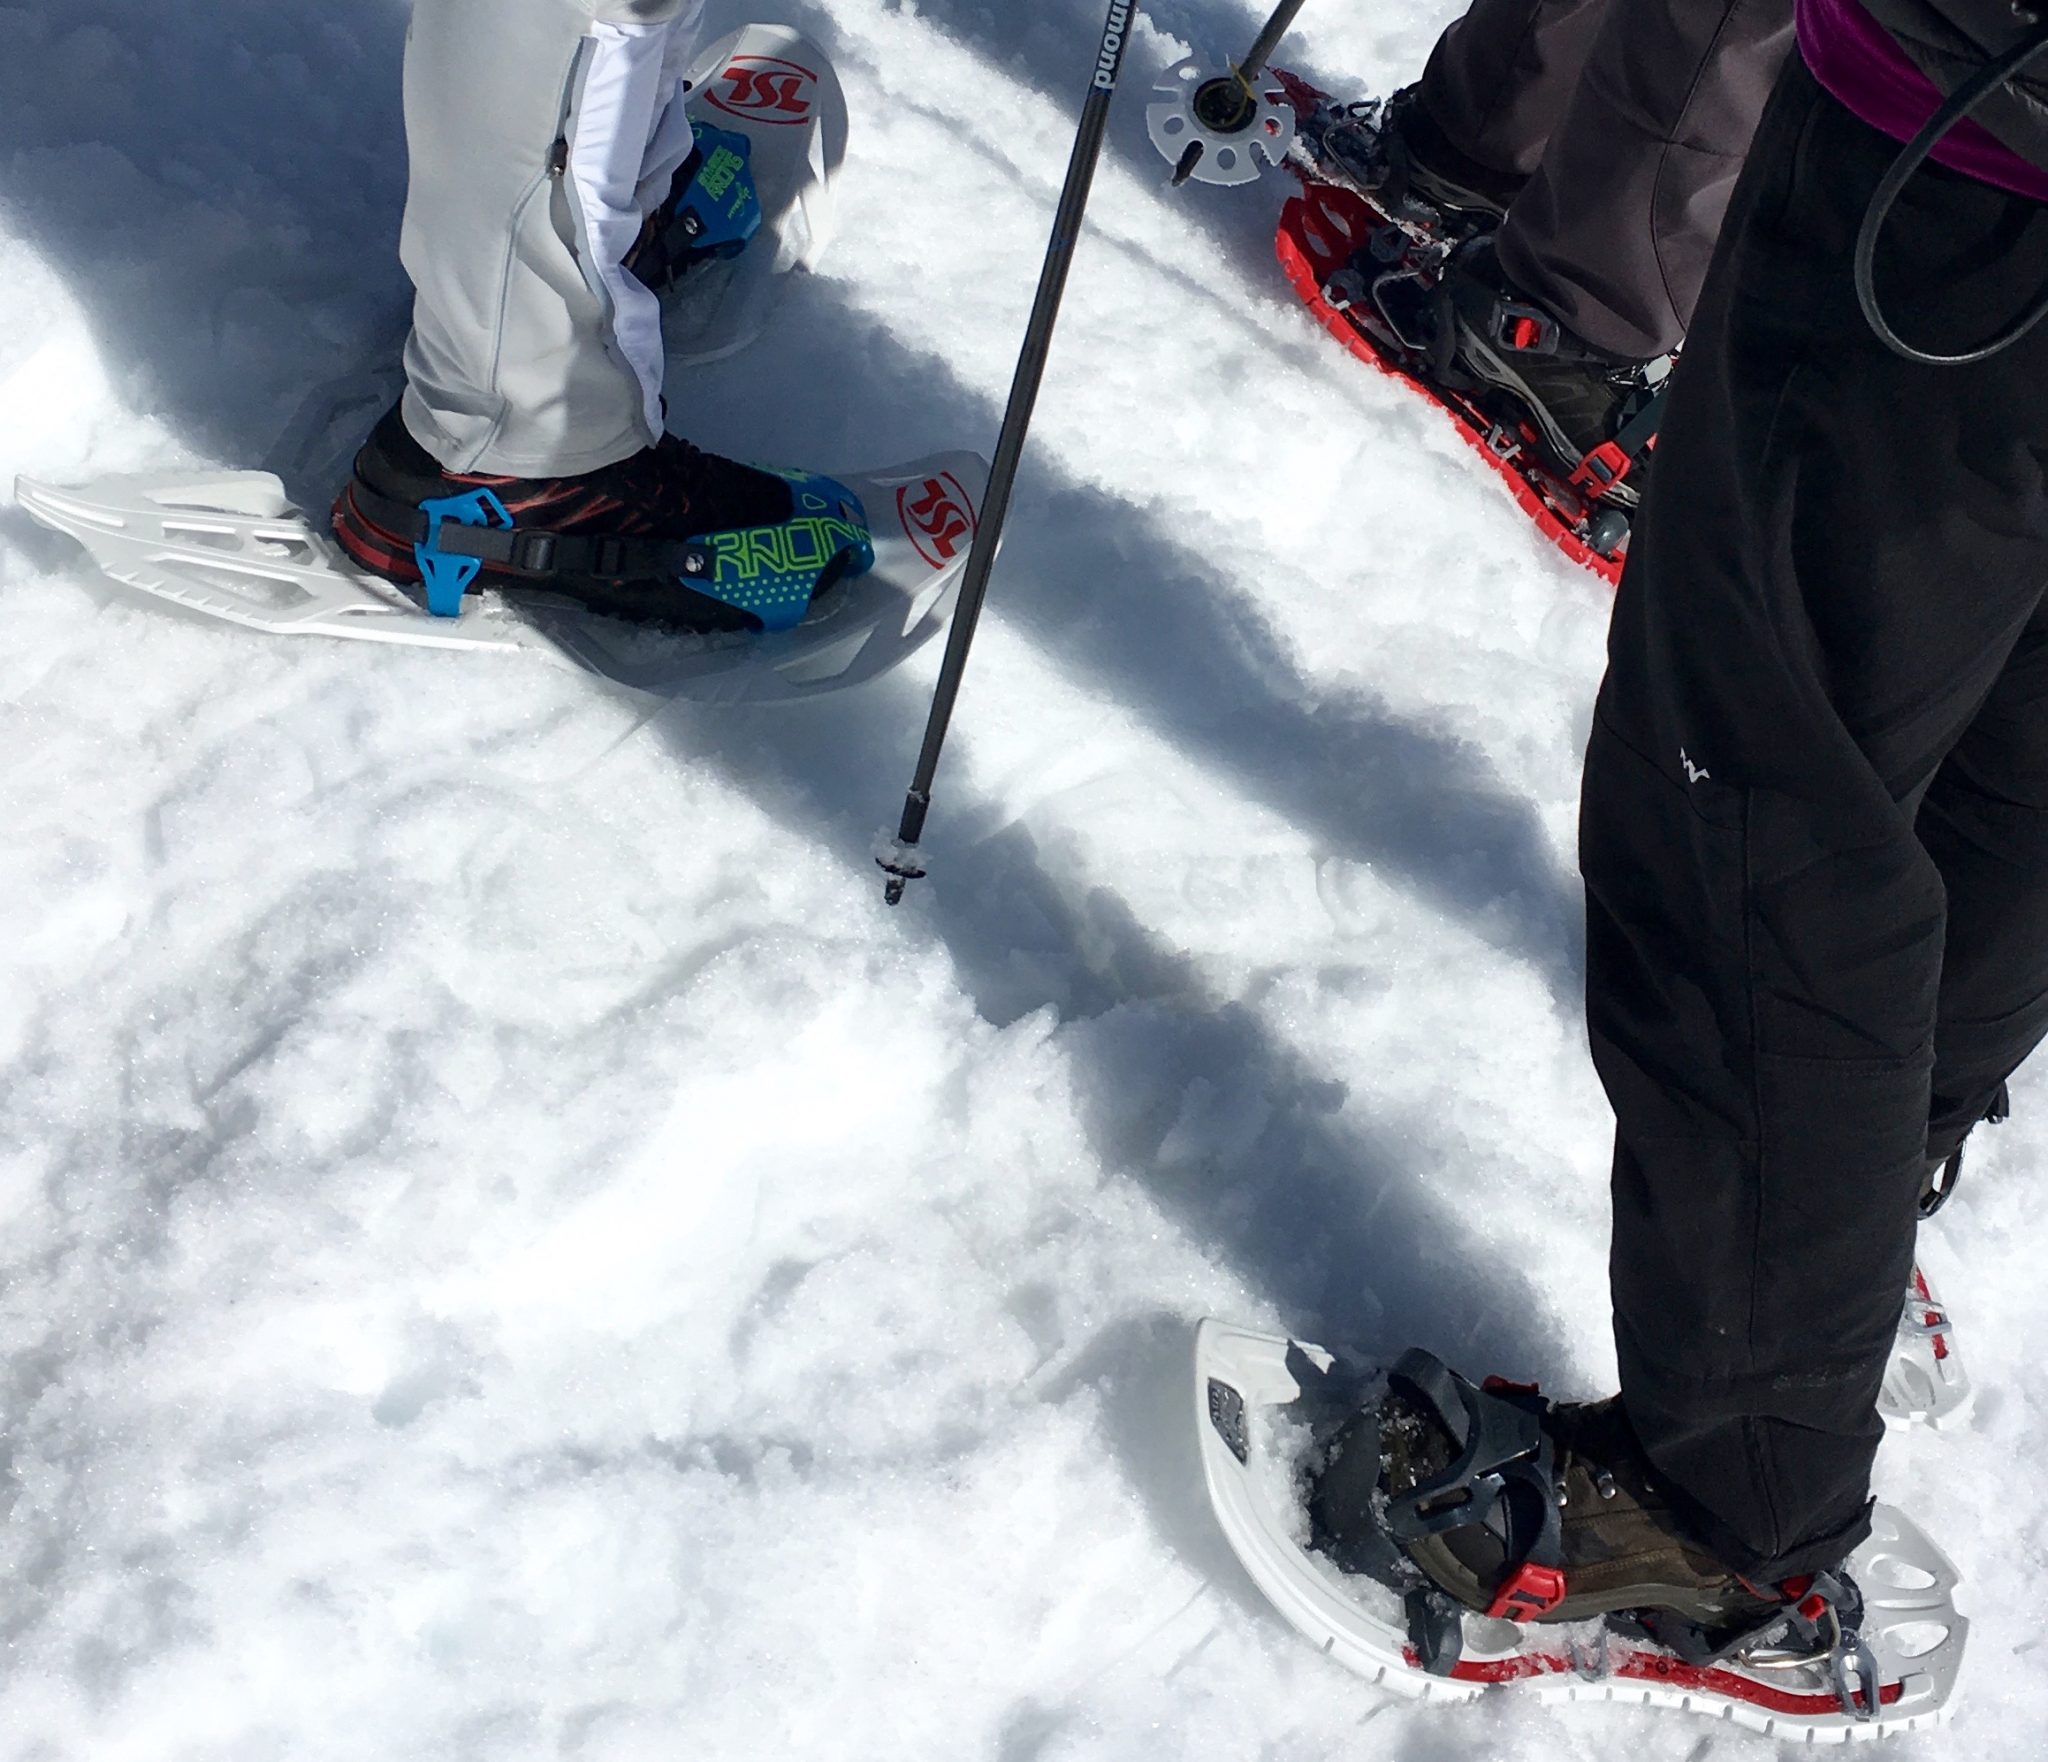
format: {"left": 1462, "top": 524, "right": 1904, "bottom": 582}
{"left": 1855, "top": 15, "right": 2048, "bottom": 364}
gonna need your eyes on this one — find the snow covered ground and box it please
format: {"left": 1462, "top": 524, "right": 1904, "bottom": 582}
{"left": 1, "top": 0, "right": 2043, "bottom": 1755}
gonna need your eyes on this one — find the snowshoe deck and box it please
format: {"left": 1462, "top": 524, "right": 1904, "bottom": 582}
{"left": 1276, "top": 182, "right": 1628, "bottom": 588}
{"left": 1194, "top": 1320, "right": 1966, "bottom": 1741}
{"left": 15, "top": 457, "right": 987, "bottom": 705}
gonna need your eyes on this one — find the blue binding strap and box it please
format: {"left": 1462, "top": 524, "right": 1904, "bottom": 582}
{"left": 677, "top": 122, "right": 765, "bottom": 259}
{"left": 684, "top": 476, "right": 874, "bottom": 633}
{"left": 415, "top": 487, "right": 514, "bottom": 617}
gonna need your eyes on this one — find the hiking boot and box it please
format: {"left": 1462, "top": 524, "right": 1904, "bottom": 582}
{"left": 1303, "top": 83, "right": 1526, "bottom": 231}
{"left": 331, "top": 400, "right": 869, "bottom": 633}
{"left": 1379, "top": 86, "right": 1527, "bottom": 221}
{"left": 1308, "top": 1350, "right": 1833, "bottom": 1651}
{"left": 1436, "top": 236, "right": 1662, "bottom": 508}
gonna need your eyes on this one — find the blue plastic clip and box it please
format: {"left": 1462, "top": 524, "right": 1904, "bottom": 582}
{"left": 415, "top": 487, "right": 514, "bottom": 618}
{"left": 678, "top": 121, "right": 765, "bottom": 259}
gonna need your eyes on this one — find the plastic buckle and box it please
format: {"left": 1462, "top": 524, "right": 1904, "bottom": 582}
{"left": 415, "top": 488, "right": 514, "bottom": 618}
{"left": 1490, "top": 302, "right": 1561, "bottom": 355}
{"left": 675, "top": 120, "right": 763, "bottom": 261}
{"left": 1569, "top": 439, "right": 1634, "bottom": 494}
{"left": 1486, "top": 1561, "right": 1568, "bottom": 1622}
{"left": 1324, "top": 269, "right": 1367, "bottom": 313}
{"left": 510, "top": 531, "right": 558, "bottom": 574}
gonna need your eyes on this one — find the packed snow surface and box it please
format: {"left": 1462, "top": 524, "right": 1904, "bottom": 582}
{"left": 1, "top": 0, "right": 2040, "bottom": 1756}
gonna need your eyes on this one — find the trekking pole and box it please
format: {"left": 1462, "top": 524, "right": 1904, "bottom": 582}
{"left": 879, "top": 0, "right": 1141, "bottom": 906}
{"left": 1238, "top": 0, "right": 1311, "bottom": 80}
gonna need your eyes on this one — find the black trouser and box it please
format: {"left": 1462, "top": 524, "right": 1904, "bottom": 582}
{"left": 1585, "top": 57, "right": 2048, "bottom": 1578}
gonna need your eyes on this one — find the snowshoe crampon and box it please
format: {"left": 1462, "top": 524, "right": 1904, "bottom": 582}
{"left": 15, "top": 458, "right": 988, "bottom": 705}
{"left": 1193, "top": 1320, "right": 1966, "bottom": 1740}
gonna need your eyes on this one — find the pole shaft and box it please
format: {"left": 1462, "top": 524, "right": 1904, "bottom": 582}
{"left": 887, "top": 0, "right": 1140, "bottom": 883}
{"left": 1240, "top": 0, "right": 1311, "bottom": 80}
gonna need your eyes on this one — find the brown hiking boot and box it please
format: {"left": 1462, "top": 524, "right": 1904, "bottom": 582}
{"left": 1309, "top": 1351, "right": 1796, "bottom": 1638}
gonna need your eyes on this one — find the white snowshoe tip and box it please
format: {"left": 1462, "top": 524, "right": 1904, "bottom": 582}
{"left": 15, "top": 457, "right": 989, "bottom": 705}
{"left": 1880, "top": 1263, "right": 1971, "bottom": 1432}
{"left": 1193, "top": 1320, "right": 1967, "bottom": 1741}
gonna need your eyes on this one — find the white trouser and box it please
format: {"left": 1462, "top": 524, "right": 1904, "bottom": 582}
{"left": 399, "top": 0, "right": 705, "bottom": 475}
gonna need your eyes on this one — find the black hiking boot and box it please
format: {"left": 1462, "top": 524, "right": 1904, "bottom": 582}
{"left": 1378, "top": 86, "right": 1527, "bottom": 222}
{"left": 1301, "top": 82, "right": 1526, "bottom": 232}
{"left": 1434, "top": 236, "right": 1663, "bottom": 510}
{"left": 331, "top": 401, "right": 869, "bottom": 633}
{"left": 1307, "top": 1351, "right": 1860, "bottom": 1661}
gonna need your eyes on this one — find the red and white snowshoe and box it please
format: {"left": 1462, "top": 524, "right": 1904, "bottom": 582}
{"left": 1881, "top": 1263, "right": 1971, "bottom": 1431}
{"left": 1194, "top": 1320, "right": 1966, "bottom": 1741}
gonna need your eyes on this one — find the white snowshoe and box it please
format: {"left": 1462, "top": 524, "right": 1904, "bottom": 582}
{"left": 14, "top": 22, "right": 990, "bottom": 704}
{"left": 14, "top": 460, "right": 987, "bottom": 705}
{"left": 1194, "top": 1320, "right": 1966, "bottom": 1741}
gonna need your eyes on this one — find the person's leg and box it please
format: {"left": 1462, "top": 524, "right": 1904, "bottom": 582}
{"left": 1418, "top": 0, "right": 1616, "bottom": 176}
{"left": 398, "top": 0, "right": 705, "bottom": 476}
{"left": 1582, "top": 58, "right": 2048, "bottom": 1575}
{"left": 1921, "top": 622, "right": 2048, "bottom": 1165}
{"left": 1495, "top": 0, "right": 1792, "bottom": 359}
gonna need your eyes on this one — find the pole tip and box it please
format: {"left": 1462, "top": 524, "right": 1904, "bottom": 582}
{"left": 876, "top": 834, "right": 928, "bottom": 908}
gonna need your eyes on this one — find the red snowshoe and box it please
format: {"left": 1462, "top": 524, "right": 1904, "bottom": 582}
{"left": 1271, "top": 74, "right": 1662, "bottom": 588}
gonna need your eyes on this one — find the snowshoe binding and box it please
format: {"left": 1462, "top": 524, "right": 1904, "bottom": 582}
{"left": 1922, "top": 1080, "right": 2010, "bottom": 1218}
{"left": 1194, "top": 1322, "right": 1965, "bottom": 1739}
{"left": 331, "top": 401, "right": 873, "bottom": 634}
{"left": 1272, "top": 76, "right": 1662, "bottom": 585}
{"left": 1284, "top": 81, "right": 1522, "bottom": 235}
{"left": 628, "top": 118, "right": 767, "bottom": 296}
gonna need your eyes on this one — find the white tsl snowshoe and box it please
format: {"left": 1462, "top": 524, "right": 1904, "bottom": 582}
{"left": 1195, "top": 1321, "right": 1967, "bottom": 1741}
{"left": 15, "top": 24, "right": 988, "bottom": 706}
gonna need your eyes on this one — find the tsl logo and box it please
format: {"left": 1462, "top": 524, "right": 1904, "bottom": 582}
{"left": 706, "top": 57, "right": 819, "bottom": 125}
{"left": 899, "top": 475, "right": 976, "bottom": 572}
